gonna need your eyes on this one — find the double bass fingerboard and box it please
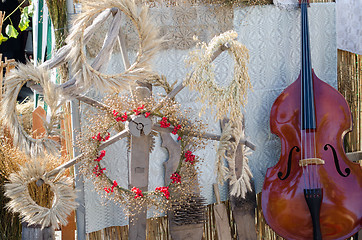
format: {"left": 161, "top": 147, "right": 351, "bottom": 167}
{"left": 300, "top": 1, "right": 316, "bottom": 130}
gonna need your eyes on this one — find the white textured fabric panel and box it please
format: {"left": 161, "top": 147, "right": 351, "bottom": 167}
{"left": 84, "top": 138, "right": 129, "bottom": 233}
{"left": 83, "top": 4, "right": 337, "bottom": 232}
{"left": 273, "top": 0, "right": 299, "bottom": 10}
{"left": 235, "top": 3, "right": 337, "bottom": 193}
{"left": 336, "top": 0, "right": 362, "bottom": 54}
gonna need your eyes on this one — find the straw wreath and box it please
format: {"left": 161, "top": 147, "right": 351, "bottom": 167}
{"left": 65, "top": 0, "right": 162, "bottom": 92}
{"left": 185, "top": 30, "right": 251, "bottom": 121}
{"left": 0, "top": 63, "right": 62, "bottom": 156}
{"left": 4, "top": 160, "right": 77, "bottom": 229}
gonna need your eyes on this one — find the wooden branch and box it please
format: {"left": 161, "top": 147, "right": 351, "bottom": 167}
{"left": 91, "top": 10, "right": 122, "bottom": 72}
{"left": 45, "top": 129, "right": 129, "bottom": 178}
{"left": 213, "top": 183, "right": 233, "bottom": 240}
{"left": 152, "top": 43, "right": 231, "bottom": 112}
{"left": 346, "top": 151, "right": 362, "bottom": 163}
{"left": 153, "top": 124, "right": 256, "bottom": 150}
{"left": 27, "top": 9, "right": 121, "bottom": 111}
{"left": 117, "top": 22, "right": 131, "bottom": 69}
{"left": 76, "top": 95, "right": 110, "bottom": 110}
{"left": 213, "top": 183, "right": 221, "bottom": 204}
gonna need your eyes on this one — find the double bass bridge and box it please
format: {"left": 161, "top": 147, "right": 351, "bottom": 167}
{"left": 299, "top": 158, "right": 325, "bottom": 167}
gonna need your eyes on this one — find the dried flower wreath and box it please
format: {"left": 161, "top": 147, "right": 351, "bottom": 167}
{"left": 185, "top": 30, "right": 252, "bottom": 121}
{"left": 5, "top": 160, "right": 77, "bottom": 229}
{"left": 79, "top": 95, "right": 206, "bottom": 215}
{"left": 65, "top": 0, "right": 162, "bottom": 91}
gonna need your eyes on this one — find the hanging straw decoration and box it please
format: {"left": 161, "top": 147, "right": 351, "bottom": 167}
{"left": 185, "top": 30, "right": 252, "bottom": 121}
{"left": 215, "top": 118, "right": 253, "bottom": 198}
{"left": 65, "top": 0, "right": 163, "bottom": 92}
{"left": 0, "top": 64, "right": 62, "bottom": 156}
{"left": 4, "top": 159, "right": 77, "bottom": 229}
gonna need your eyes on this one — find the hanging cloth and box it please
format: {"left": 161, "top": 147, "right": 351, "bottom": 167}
{"left": 336, "top": 0, "right": 361, "bottom": 54}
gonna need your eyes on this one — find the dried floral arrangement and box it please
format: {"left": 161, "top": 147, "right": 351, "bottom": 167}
{"left": 0, "top": 0, "right": 255, "bottom": 232}
{"left": 78, "top": 94, "right": 206, "bottom": 216}
{"left": 5, "top": 160, "right": 77, "bottom": 229}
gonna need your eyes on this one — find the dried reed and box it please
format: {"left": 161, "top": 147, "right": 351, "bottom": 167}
{"left": 16, "top": 98, "right": 35, "bottom": 135}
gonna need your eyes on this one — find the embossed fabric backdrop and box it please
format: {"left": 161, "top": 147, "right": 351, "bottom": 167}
{"left": 83, "top": 3, "right": 336, "bottom": 233}
{"left": 336, "top": 0, "right": 361, "bottom": 54}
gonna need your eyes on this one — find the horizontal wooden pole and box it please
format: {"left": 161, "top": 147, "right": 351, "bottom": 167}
{"left": 45, "top": 129, "right": 129, "bottom": 179}
{"left": 152, "top": 124, "right": 256, "bottom": 151}
{"left": 346, "top": 151, "right": 362, "bottom": 163}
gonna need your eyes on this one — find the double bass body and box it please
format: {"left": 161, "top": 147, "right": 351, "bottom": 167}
{"left": 261, "top": 71, "right": 362, "bottom": 239}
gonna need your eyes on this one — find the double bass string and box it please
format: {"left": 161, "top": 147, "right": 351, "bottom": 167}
{"left": 301, "top": 2, "right": 308, "bottom": 190}
{"left": 301, "top": 0, "right": 320, "bottom": 192}
{"left": 305, "top": 1, "right": 319, "bottom": 191}
{"left": 301, "top": 0, "right": 308, "bottom": 191}
{"left": 301, "top": 1, "right": 313, "bottom": 191}
{"left": 303, "top": 2, "right": 313, "bottom": 191}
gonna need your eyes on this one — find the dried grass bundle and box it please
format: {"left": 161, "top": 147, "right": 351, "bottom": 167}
{"left": 46, "top": 0, "right": 67, "bottom": 49}
{"left": 16, "top": 98, "right": 35, "bottom": 135}
{"left": 0, "top": 135, "right": 68, "bottom": 187}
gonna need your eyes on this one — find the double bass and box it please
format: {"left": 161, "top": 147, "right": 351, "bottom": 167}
{"left": 261, "top": 1, "right": 362, "bottom": 239}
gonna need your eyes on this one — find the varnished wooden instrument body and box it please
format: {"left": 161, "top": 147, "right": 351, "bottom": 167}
{"left": 261, "top": 70, "right": 362, "bottom": 239}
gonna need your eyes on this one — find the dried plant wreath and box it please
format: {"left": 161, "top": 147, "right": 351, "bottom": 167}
{"left": 185, "top": 31, "right": 253, "bottom": 198}
{"left": 0, "top": 64, "right": 62, "bottom": 156}
{"left": 185, "top": 30, "right": 252, "bottom": 121}
{"left": 4, "top": 159, "right": 77, "bottom": 229}
{"left": 65, "top": 0, "right": 162, "bottom": 92}
{"left": 78, "top": 95, "right": 206, "bottom": 216}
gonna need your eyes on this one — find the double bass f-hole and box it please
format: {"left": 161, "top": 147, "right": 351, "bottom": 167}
{"left": 278, "top": 146, "right": 300, "bottom": 180}
{"left": 324, "top": 144, "right": 351, "bottom": 177}
{"left": 278, "top": 143, "right": 351, "bottom": 181}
